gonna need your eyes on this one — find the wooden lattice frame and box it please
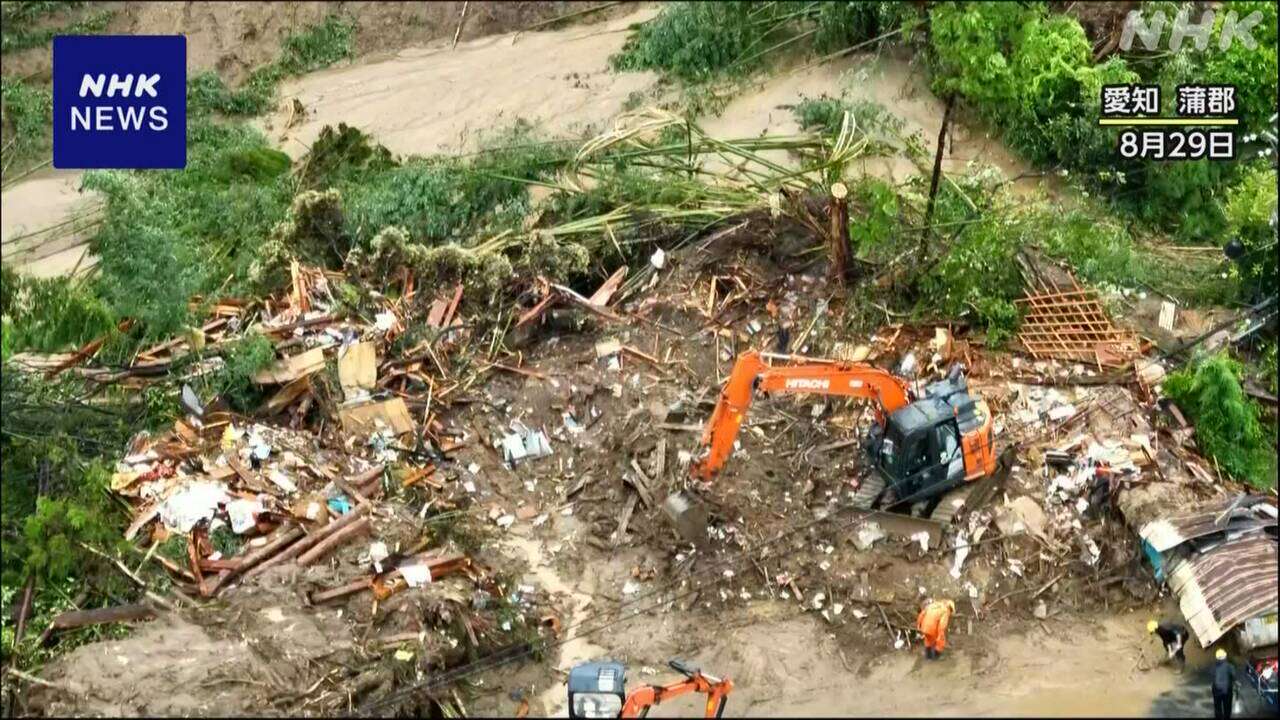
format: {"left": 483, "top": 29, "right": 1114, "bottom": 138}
{"left": 1015, "top": 272, "right": 1140, "bottom": 368}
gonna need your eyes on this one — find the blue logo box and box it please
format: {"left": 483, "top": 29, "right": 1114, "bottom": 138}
{"left": 53, "top": 35, "right": 186, "bottom": 169}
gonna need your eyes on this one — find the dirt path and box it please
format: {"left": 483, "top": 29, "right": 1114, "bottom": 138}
{"left": 264, "top": 6, "right": 662, "bottom": 159}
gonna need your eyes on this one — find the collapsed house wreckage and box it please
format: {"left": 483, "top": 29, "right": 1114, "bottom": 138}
{"left": 9, "top": 130, "right": 1276, "bottom": 715}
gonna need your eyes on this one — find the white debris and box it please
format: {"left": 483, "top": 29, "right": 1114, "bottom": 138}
{"left": 226, "top": 496, "right": 264, "bottom": 534}
{"left": 851, "top": 608, "right": 867, "bottom": 620}
{"left": 267, "top": 469, "right": 298, "bottom": 494}
{"left": 1047, "top": 404, "right": 1077, "bottom": 422}
{"left": 622, "top": 580, "right": 640, "bottom": 596}
{"left": 949, "top": 532, "right": 970, "bottom": 579}
{"left": 495, "top": 514, "right": 516, "bottom": 529}
{"left": 853, "top": 522, "right": 886, "bottom": 551}
{"left": 400, "top": 563, "right": 433, "bottom": 587}
{"left": 369, "top": 541, "right": 389, "bottom": 573}
{"left": 910, "top": 531, "right": 931, "bottom": 553}
{"left": 650, "top": 248, "right": 666, "bottom": 269}
{"left": 160, "top": 481, "right": 230, "bottom": 533}
{"left": 501, "top": 421, "right": 553, "bottom": 464}
{"left": 375, "top": 311, "right": 397, "bottom": 332}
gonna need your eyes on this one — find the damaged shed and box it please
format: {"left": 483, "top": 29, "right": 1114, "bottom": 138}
{"left": 1139, "top": 495, "right": 1279, "bottom": 647}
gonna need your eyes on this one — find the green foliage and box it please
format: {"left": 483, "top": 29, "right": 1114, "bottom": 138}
{"left": 344, "top": 132, "right": 562, "bottom": 248}
{"left": 187, "top": 71, "right": 276, "bottom": 117}
{"left": 0, "top": 371, "right": 144, "bottom": 588}
{"left": 189, "top": 15, "right": 355, "bottom": 117}
{"left": 923, "top": 1, "right": 1276, "bottom": 246}
{"left": 1203, "top": 1, "right": 1278, "bottom": 134}
{"left": 612, "top": 2, "right": 913, "bottom": 84}
{"left": 0, "top": 266, "right": 118, "bottom": 357}
{"left": 201, "top": 331, "right": 274, "bottom": 412}
{"left": 82, "top": 119, "right": 294, "bottom": 341}
{"left": 1223, "top": 165, "right": 1278, "bottom": 300}
{"left": 275, "top": 14, "right": 356, "bottom": 76}
{"left": 1, "top": 78, "right": 53, "bottom": 170}
{"left": 849, "top": 178, "right": 899, "bottom": 251}
{"left": 1164, "top": 353, "right": 1277, "bottom": 489}
{"left": 811, "top": 2, "right": 917, "bottom": 53}
{"left": 792, "top": 95, "right": 904, "bottom": 144}
{"left": 612, "top": 2, "right": 784, "bottom": 82}
{"left": 296, "top": 123, "right": 397, "bottom": 191}
{"left": 1, "top": 5, "right": 110, "bottom": 55}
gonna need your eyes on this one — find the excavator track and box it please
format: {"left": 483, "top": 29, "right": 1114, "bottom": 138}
{"left": 850, "top": 474, "right": 886, "bottom": 510}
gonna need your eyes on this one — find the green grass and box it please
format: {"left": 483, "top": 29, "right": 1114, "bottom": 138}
{"left": 1, "top": 3, "right": 109, "bottom": 55}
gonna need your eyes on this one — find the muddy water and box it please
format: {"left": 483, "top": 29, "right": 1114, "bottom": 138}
{"left": 0, "top": 168, "right": 98, "bottom": 277}
{"left": 504, "top": 529, "right": 608, "bottom": 717}
{"left": 590, "top": 601, "right": 1205, "bottom": 718}
{"left": 699, "top": 49, "right": 1055, "bottom": 197}
{"left": 265, "top": 6, "right": 662, "bottom": 159}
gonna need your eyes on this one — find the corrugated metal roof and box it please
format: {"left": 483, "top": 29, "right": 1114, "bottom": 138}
{"left": 1138, "top": 495, "right": 1277, "bottom": 553}
{"left": 1165, "top": 535, "right": 1279, "bottom": 647}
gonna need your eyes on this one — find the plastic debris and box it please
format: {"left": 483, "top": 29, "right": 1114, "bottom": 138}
{"left": 160, "top": 481, "right": 231, "bottom": 533}
{"left": 226, "top": 497, "right": 265, "bottom": 534}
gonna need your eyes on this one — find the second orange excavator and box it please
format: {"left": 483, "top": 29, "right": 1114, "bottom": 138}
{"left": 666, "top": 350, "right": 997, "bottom": 538}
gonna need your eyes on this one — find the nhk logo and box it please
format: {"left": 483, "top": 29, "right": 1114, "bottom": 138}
{"left": 53, "top": 35, "right": 186, "bottom": 169}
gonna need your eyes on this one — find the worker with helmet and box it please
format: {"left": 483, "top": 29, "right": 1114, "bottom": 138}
{"left": 1212, "top": 648, "right": 1237, "bottom": 720}
{"left": 1148, "top": 618, "right": 1189, "bottom": 672}
{"left": 917, "top": 599, "right": 956, "bottom": 660}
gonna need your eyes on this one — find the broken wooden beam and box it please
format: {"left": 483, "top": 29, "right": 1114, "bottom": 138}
{"left": 51, "top": 603, "right": 156, "bottom": 631}
{"left": 246, "top": 505, "right": 370, "bottom": 578}
{"left": 297, "top": 517, "right": 372, "bottom": 566}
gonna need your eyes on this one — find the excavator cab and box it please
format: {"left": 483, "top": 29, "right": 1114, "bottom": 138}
{"left": 865, "top": 370, "right": 991, "bottom": 507}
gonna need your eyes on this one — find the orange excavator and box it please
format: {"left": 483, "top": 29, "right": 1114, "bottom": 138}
{"left": 568, "top": 659, "right": 733, "bottom": 718}
{"left": 666, "top": 350, "right": 997, "bottom": 536}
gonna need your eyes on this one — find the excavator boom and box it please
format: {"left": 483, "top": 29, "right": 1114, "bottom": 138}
{"left": 691, "top": 351, "right": 913, "bottom": 481}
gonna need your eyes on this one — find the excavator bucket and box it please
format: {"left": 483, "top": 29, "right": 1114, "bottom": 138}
{"left": 662, "top": 491, "right": 708, "bottom": 546}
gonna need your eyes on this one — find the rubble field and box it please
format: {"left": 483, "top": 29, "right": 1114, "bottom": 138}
{"left": 13, "top": 211, "right": 1274, "bottom": 717}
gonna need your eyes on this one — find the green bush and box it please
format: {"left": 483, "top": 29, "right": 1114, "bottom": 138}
{"left": 1, "top": 78, "right": 53, "bottom": 169}
{"left": 612, "top": 2, "right": 913, "bottom": 84}
{"left": 612, "top": 2, "right": 781, "bottom": 82}
{"left": 1223, "top": 165, "right": 1278, "bottom": 301}
{"left": 201, "top": 331, "right": 275, "bottom": 412}
{"left": 1202, "top": 1, "right": 1278, "bottom": 134}
{"left": 0, "top": 371, "right": 140, "bottom": 588}
{"left": 0, "top": 266, "right": 119, "bottom": 357}
{"left": 811, "top": 2, "right": 916, "bottom": 53}
{"left": 82, "top": 120, "right": 294, "bottom": 341}
{"left": 1164, "top": 353, "right": 1277, "bottom": 489}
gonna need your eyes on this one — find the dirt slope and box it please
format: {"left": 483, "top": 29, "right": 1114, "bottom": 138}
{"left": 1, "top": 1, "right": 633, "bottom": 83}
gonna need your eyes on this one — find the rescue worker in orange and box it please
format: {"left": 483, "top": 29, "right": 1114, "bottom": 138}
{"left": 917, "top": 599, "right": 956, "bottom": 660}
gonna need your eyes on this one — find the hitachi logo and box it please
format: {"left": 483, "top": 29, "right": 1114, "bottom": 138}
{"left": 785, "top": 378, "right": 830, "bottom": 390}
{"left": 78, "top": 73, "right": 161, "bottom": 98}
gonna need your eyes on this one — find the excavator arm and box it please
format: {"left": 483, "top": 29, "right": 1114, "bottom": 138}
{"left": 620, "top": 661, "right": 733, "bottom": 718}
{"left": 691, "top": 350, "right": 913, "bottom": 481}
